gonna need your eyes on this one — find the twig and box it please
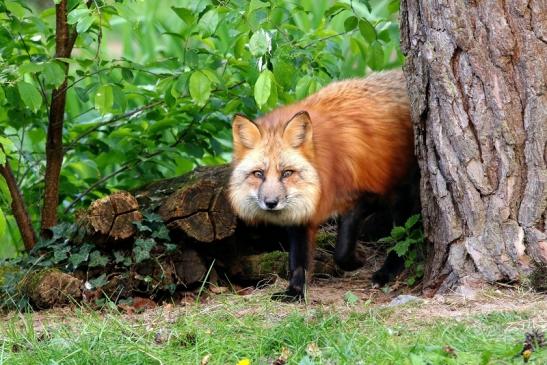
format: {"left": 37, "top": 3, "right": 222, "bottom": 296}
{"left": 64, "top": 106, "right": 204, "bottom": 213}
{"left": 64, "top": 100, "right": 164, "bottom": 152}
{"left": 5, "top": 13, "right": 51, "bottom": 114}
{"left": 299, "top": 31, "right": 350, "bottom": 49}
{"left": 51, "top": 65, "right": 161, "bottom": 101}
{"left": 92, "top": 0, "right": 103, "bottom": 60}
{"left": 16, "top": 125, "right": 26, "bottom": 180}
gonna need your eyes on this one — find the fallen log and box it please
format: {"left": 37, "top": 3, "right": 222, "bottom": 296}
{"left": 78, "top": 165, "right": 237, "bottom": 245}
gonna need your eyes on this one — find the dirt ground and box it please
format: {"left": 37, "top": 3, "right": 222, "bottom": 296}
{"left": 4, "top": 262, "right": 545, "bottom": 334}
{"left": 1, "top": 241, "right": 545, "bottom": 331}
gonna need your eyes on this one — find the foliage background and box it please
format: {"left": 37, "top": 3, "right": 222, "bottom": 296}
{"left": 0, "top": 0, "right": 402, "bottom": 257}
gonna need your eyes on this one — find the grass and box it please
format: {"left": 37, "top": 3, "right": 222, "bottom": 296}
{"left": 0, "top": 290, "right": 545, "bottom": 365}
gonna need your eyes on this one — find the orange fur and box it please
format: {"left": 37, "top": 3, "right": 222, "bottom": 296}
{"left": 230, "top": 70, "right": 414, "bottom": 228}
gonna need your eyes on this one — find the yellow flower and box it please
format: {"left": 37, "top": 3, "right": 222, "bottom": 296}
{"left": 236, "top": 359, "right": 251, "bottom": 365}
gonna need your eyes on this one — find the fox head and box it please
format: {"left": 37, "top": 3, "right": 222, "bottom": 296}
{"left": 228, "top": 111, "right": 321, "bottom": 226}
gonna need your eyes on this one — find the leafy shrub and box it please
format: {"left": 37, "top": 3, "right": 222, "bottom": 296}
{"left": 379, "top": 214, "right": 425, "bottom": 285}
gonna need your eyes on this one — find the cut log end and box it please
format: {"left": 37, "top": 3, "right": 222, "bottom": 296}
{"left": 78, "top": 191, "right": 142, "bottom": 246}
{"left": 20, "top": 269, "right": 82, "bottom": 309}
{"left": 158, "top": 165, "right": 237, "bottom": 243}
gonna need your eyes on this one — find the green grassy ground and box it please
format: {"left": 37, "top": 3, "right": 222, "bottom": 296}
{"left": 0, "top": 289, "right": 545, "bottom": 365}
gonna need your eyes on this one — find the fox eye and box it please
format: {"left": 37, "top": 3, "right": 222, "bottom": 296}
{"left": 252, "top": 170, "right": 264, "bottom": 179}
{"left": 281, "top": 170, "right": 294, "bottom": 179}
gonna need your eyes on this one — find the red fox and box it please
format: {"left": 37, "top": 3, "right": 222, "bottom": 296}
{"left": 229, "top": 71, "right": 417, "bottom": 301}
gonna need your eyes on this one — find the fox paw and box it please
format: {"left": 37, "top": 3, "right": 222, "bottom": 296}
{"left": 335, "top": 256, "right": 364, "bottom": 272}
{"left": 271, "top": 288, "right": 304, "bottom": 303}
{"left": 371, "top": 269, "right": 392, "bottom": 287}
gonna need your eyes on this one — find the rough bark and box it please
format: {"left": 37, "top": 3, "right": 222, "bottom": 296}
{"left": 0, "top": 158, "right": 36, "bottom": 250}
{"left": 401, "top": 0, "right": 546, "bottom": 293}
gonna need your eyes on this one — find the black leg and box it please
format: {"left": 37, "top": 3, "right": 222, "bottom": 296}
{"left": 371, "top": 251, "right": 405, "bottom": 286}
{"left": 272, "top": 225, "right": 308, "bottom": 302}
{"left": 335, "top": 195, "right": 378, "bottom": 271}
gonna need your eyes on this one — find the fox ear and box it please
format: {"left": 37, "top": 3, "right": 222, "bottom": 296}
{"left": 283, "top": 111, "right": 313, "bottom": 149}
{"left": 232, "top": 114, "right": 261, "bottom": 152}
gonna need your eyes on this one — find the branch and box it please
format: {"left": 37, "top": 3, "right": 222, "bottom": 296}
{"left": 64, "top": 100, "right": 164, "bottom": 152}
{"left": 0, "top": 151, "right": 37, "bottom": 251}
{"left": 51, "top": 65, "right": 161, "bottom": 102}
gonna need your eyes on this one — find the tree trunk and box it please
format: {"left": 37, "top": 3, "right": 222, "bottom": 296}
{"left": 401, "top": 0, "right": 546, "bottom": 293}
{"left": 41, "top": 0, "right": 77, "bottom": 234}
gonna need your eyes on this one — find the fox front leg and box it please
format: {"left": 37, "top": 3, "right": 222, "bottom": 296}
{"left": 271, "top": 225, "right": 312, "bottom": 302}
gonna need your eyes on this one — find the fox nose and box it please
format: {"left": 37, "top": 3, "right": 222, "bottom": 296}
{"left": 264, "top": 199, "right": 279, "bottom": 209}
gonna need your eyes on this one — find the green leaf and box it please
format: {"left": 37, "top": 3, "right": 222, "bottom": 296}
{"left": 67, "top": 8, "right": 90, "bottom": 25}
{"left": 165, "top": 243, "right": 177, "bottom": 252}
{"left": 53, "top": 245, "right": 70, "bottom": 263}
{"left": 5, "top": 1, "right": 26, "bottom": 17}
{"left": 344, "top": 16, "right": 358, "bottom": 32}
{"left": 189, "top": 71, "right": 211, "bottom": 107}
{"left": 152, "top": 225, "right": 170, "bottom": 241}
{"left": 17, "top": 81, "right": 42, "bottom": 112}
{"left": 378, "top": 29, "right": 391, "bottom": 43}
{"left": 0, "top": 207, "right": 6, "bottom": 238}
{"left": 74, "top": 86, "right": 89, "bottom": 102}
{"left": 248, "top": 0, "right": 269, "bottom": 13}
{"left": 95, "top": 84, "right": 114, "bottom": 114}
{"left": 325, "top": 3, "right": 350, "bottom": 18}
{"left": 390, "top": 226, "right": 406, "bottom": 240}
{"left": 69, "top": 247, "right": 90, "bottom": 268}
{"left": 89, "top": 250, "right": 109, "bottom": 267}
{"left": 199, "top": 9, "right": 219, "bottom": 36}
{"left": 368, "top": 41, "right": 384, "bottom": 70}
{"left": 394, "top": 239, "right": 411, "bottom": 256}
{"left": 134, "top": 238, "right": 155, "bottom": 263}
{"left": 295, "top": 75, "right": 312, "bottom": 100}
{"left": 249, "top": 29, "right": 271, "bottom": 56}
{"left": 113, "top": 250, "right": 131, "bottom": 266}
{"left": 0, "top": 86, "right": 5, "bottom": 105}
{"left": 0, "top": 136, "right": 15, "bottom": 158}
{"left": 388, "top": 0, "right": 401, "bottom": 14}
{"left": 172, "top": 6, "right": 195, "bottom": 24}
{"left": 88, "top": 273, "right": 108, "bottom": 288}
{"left": 112, "top": 84, "right": 127, "bottom": 112}
{"left": 121, "top": 68, "right": 133, "bottom": 82}
{"left": 19, "top": 62, "right": 44, "bottom": 74}
{"left": 43, "top": 61, "right": 66, "bottom": 88}
{"left": 201, "top": 69, "right": 220, "bottom": 84}
{"left": 404, "top": 214, "right": 421, "bottom": 230}
{"left": 254, "top": 69, "right": 273, "bottom": 108}
{"left": 76, "top": 14, "right": 94, "bottom": 33}
{"left": 358, "top": 19, "right": 376, "bottom": 43}
{"left": 133, "top": 221, "right": 152, "bottom": 233}
{"left": 143, "top": 212, "right": 163, "bottom": 223}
